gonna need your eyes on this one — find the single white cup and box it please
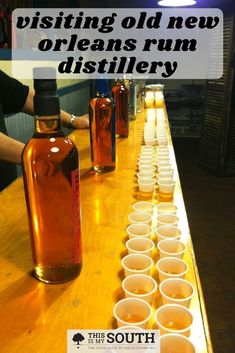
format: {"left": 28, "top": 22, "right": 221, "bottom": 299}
{"left": 138, "top": 162, "right": 155, "bottom": 169}
{"left": 122, "top": 274, "right": 158, "bottom": 304}
{"left": 156, "top": 257, "right": 188, "bottom": 281}
{"left": 156, "top": 225, "right": 181, "bottom": 243}
{"left": 157, "top": 214, "right": 179, "bottom": 227}
{"left": 157, "top": 203, "right": 177, "bottom": 215}
{"left": 113, "top": 297, "right": 152, "bottom": 328}
{"left": 126, "top": 237, "right": 155, "bottom": 257}
{"left": 126, "top": 224, "right": 152, "bottom": 239}
{"left": 158, "top": 166, "right": 174, "bottom": 174}
{"left": 144, "top": 138, "right": 157, "bottom": 146}
{"left": 157, "top": 160, "right": 172, "bottom": 167}
{"left": 132, "top": 201, "right": 155, "bottom": 214}
{"left": 157, "top": 148, "right": 169, "bottom": 154}
{"left": 158, "top": 180, "right": 176, "bottom": 201}
{"left": 139, "top": 152, "right": 155, "bottom": 159}
{"left": 156, "top": 158, "right": 171, "bottom": 164}
{"left": 155, "top": 304, "right": 193, "bottom": 336}
{"left": 160, "top": 333, "right": 196, "bottom": 353}
{"left": 128, "top": 211, "right": 152, "bottom": 226}
{"left": 137, "top": 171, "right": 155, "bottom": 179}
{"left": 138, "top": 176, "right": 157, "bottom": 185}
{"left": 144, "top": 132, "right": 155, "bottom": 137}
{"left": 138, "top": 179, "right": 155, "bottom": 193}
{"left": 122, "top": 254, "right": 153, "bottom": 277}
{"left": 156, "top": 134, "right": 167, "bottom": 139}
{"left": 157, "top": 146, "right": 169, "bottom": 151}
{"left": 139, "top": 156, "right": 154, "bottom": 163}
{"left": 157, "top": 173, "right": 174, "bottom": 182}
{"left": 157, "top": 239, "right": 185, "bottom": 259}
{"left": 158, "top": 178, "right": 175, "bottom": 186}
{"left": 139, "top": 165, "right": 156, "bottom": 172}
{"left": 157, "top": 138, "right": 168, "bottom": 146}
{"left": 141, "top": 145, "right": 155, "bottom": 151}
{"left": 159, "top": 278, "right": 195, "bottom": 307}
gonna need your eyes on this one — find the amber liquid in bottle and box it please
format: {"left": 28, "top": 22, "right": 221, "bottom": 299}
{"left": 22, "top": 70, "right": 82, "bottom": 283}
{"left": 22, "top": 116, "right": 82, "bottom": 283}
{"left": 89, "top": 94, "right": 115, "bottom": 173}
{"left": 112, "top": 81, "right": 129, "bottom": 137}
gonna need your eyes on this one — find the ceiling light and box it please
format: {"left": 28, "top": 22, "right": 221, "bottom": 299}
{"left": 158, "top": 0, "right": 196, "bottom": 6}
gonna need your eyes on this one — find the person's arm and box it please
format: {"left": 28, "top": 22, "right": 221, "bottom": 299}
{"left": 0, "top": 132, "right": 24, "bottom": 164}
{"left": 22, "top": 87, "right": 89, "bottom": 129}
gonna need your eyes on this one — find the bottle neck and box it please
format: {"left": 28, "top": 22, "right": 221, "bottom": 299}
{"left": 34, "top": 114, "right": 63, "bottom": 136}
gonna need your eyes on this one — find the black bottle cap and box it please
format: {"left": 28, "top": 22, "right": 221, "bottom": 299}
{"left": 33, "top": 67, "right": 60, "bottom": 116}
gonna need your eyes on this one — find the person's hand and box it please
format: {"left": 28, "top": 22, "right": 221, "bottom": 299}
{"left": 73, "top": 114, "right": 89, "bottom": 129}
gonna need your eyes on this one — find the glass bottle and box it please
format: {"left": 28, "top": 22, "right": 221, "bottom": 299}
{"left": 89, "top": 79, "right": 116, "bottom": 172}
{"left": 22, "top": 68, "right": 82, "bottom": 283}
{"left": 129, "top": 79, "right": 137, "bottom": 120}
{"left": 112, "top": 80, "right": 129, "bottom": 138}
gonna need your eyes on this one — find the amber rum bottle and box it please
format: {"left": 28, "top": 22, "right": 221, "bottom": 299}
{"left": 89, "top": 79, "right": 116, "bottom": 172}
{"left": 112, "top": 80, "right": 129, "bottom": 137}
{"left": 22, "top": 68, "right": 82, "bottom": 283}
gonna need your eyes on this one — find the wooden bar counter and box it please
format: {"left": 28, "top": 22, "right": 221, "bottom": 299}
{"left": 0, "top": 109, "right": 213, "bottom": 353}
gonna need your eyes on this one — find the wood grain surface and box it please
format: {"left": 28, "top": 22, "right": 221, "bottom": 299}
{"left": 0, "top": 109, "right": 213, "bottom": 353}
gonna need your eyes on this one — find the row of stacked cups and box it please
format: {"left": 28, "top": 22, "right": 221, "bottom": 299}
{"left": 113, "top": 108, "right": 196, "bottom": 353}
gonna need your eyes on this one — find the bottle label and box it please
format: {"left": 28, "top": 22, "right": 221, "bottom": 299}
{"left": 71, "top": 168, "right": 82, "bottom": 264}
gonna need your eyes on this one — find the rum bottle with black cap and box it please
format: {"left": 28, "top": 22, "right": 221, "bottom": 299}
{"left": 22, "top": 67, "right": 82, "bottom": 283}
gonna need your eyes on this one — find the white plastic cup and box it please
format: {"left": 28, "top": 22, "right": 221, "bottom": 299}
{"left": 122, "top": 254, "right": 153, "bottom": 277}
{"left": 157, "top": 214, "right": 179, "bottom": 227}
{"left": 137, "top": 171, "right": 155, "bottom": 179}
{"left": 157, "top": 239, "right": 185, "bottom": 259}
{"left": 139, "top": 156, "right": 154, "bottom": 163}
{"left": 158, "top": 166, "right": 174, "bottom": 174}
{"left": 126, "top": 224, "right": 152, "bottom": 240}
{"left": 132, "top": 201, "right": 155, "bottom": 214}
{"left": 128, "top": 211, "right": 152, "bottom": 226}
{"left": 138, "top": 179, "right": 155, "bottom": 193}
{"left": 159, "top": 278, "right": 195, "bottom": 307}
{"left": 139, "top": 152, "right": 154, "bottom": 158}
{"left": 156, "top": 134, "right": 167, "bottom": 140}
{"left": 157, "top": 146, "right": 169, "bottom": 151}
{"left": 156, "top": 203, "right": 177, "bottom": 215}
{"left": 141, "top": 145, "right": 155, "bottom": 151}
{"left": 139, "top": 165, "right": 156, "bottom": 172}
{"left": 156, "top": 257, "right": 188, "bottom": 282}
{"left": 126, "top": 237, "right": 155, "bottom": 257}
{"left": 156, "top": 225, "right": 181, "bottom": 243}
{"left": 158, "top": 180, "right": 176, "bottom": 201}
{"left": 157, "top": 148, "right": 169, "bottom": 154}
{"left": 113, "top": 297, "right": 152, "bottom": 328}
{"left": 138, "top": 162, "right": 155, "bottom": 169}
{"left": 156, "top": 158, "right": 171, "bottom": 165}
{"left": 157, "top": 138, "right": 168, "bottom": 146}
{"left": 140, "top": 151, "right": 155, "bottom": 157}
{"left": 155, "top": 304, "right": 193, "bottom": 336}
{"left": 138, "top": 177, "right": 157, "bottom": 185}
{"left": 158, "top": 178, "right": 175, "bottom": 186}
{"left": 157, "top": 160, "right": 172, "bottom": 167}
{"left": 122, "top": 274, "right": 158, "bottom": 304}
{"left": 144, "top": 138, "right": 157, "bottom": 146}
{"left": 144, "top": 132, "right": 155, "bottom": 137}
{"left": 160, "top": 333, "right": 196, "bottom": 353}
{"left": 157, "top": 173, "right": 174, "bottom": 182}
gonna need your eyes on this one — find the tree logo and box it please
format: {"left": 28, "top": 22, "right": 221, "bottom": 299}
{"left": 72, "top": 333, "right": 85, "bottom": 349}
